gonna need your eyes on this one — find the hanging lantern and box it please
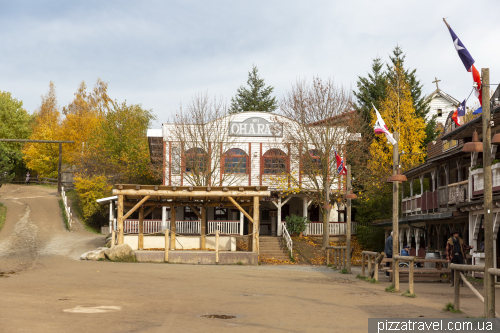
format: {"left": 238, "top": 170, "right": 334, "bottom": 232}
{"left": 387, "top": 168, "right": 407, "bottom": 183}
{"left": 492, "top": 132, "right": 500, "bottom": 145}
{"left": 344, "top": 190, "right": 357, "bottom": 200}
{"left": 462, "top": 131, "right": 483, "bottom": 152}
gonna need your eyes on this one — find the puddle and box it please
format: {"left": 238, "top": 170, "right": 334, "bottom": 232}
{"left": 63, "top": 306, "right": 121, "bottom": 313}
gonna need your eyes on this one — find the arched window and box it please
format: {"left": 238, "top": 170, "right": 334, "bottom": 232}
{"left": 184, "top": 148, "right": 207, "bottom": 173}
{"left": 302, "top": 149, "right": 322, "bottom": 173}
{"left": 262, "top": 149, "right": 288, "bottom": 175}
{"left": 223, "top": 148, "right": 248, "bottom": 174}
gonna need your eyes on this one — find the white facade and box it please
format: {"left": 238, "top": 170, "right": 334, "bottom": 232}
{"left": 144, "top": 111, "right": 350, "bottom": 237}
{"left": 424, "top": 89, "right": 460, "bottom": 126}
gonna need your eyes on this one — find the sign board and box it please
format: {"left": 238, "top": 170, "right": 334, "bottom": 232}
{"left": 229, "top": 117, "right": 283, "bottom": 137}
{"left": 450, "top": 186, "right": 465, "bottom": 205}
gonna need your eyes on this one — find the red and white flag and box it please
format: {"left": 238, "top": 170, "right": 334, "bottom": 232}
{"left": 373, "top": 103, "right": 396, "bottom": 145}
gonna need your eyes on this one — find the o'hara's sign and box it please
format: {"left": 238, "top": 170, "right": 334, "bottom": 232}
{"left": 229, "top": 117, "right": 283, "bottom": 137}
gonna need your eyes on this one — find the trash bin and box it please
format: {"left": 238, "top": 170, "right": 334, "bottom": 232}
{"left": 425, "top": 251, "right": 439, "bottom": 268}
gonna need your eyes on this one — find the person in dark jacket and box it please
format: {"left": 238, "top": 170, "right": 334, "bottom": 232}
{"left": 446, "top": 229, "right": 473, "bottom": 287}
{"left": 384, "top": 232, "right": 393, "bottom": 277}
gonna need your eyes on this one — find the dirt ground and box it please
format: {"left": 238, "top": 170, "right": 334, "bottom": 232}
{"left": 1, "top": 184, "right": 499, "bottom": 333}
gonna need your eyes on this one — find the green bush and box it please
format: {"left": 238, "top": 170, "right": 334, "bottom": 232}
{"left": 285, "top": 214, "right": 309, "bottom": 235}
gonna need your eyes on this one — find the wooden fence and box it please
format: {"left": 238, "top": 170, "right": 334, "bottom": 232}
{"left": 9, "top": 177, "right": 75, "bottom": 190}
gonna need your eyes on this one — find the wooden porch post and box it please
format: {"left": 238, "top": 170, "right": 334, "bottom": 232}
{"left": 117, "top": 195, "right": 124, "bottom": 245}
{"left": 138, "top": 206, "right": 144, "bottom": 250}
{"left": 201, "top": 207, "right": 206, "bottom": 250}
{"left": 253, "top": 196, "right": 260, "bottom": 254}
{"left": 171, "top": 206, "right": 176, "bottom": 250}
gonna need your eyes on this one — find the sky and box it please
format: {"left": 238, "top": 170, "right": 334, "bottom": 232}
{"left": 1, "top": 1, "right": 499, "bottom": 129}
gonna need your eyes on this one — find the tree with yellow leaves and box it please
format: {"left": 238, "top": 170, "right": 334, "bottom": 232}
{"left": 23, "top": 82, "right": 64, "bottom": 178}
{"left": 61, "top": 79, "right": 112, "bottom": 165}
{"left": 367, "top": 61, "right": 426, "bottom": 187}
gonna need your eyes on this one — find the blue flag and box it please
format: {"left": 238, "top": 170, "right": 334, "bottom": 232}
{"left": 447, "top": 27, "right": 475, "bottom": 72}
{"left": 473, "top": 106, "right": 482, "bottom": 115}
{"left": 457, "top": 100, "right": 466, "bottom": 117}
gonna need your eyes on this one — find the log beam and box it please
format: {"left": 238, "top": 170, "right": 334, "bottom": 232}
{"left": 123, "top": 196, "right": 151, "bottom": 220}
{"left": 113, "top": 189, "right": 271, "bottom": 198}
{"left": 227, "top": 197, "right": 253, "bottom": 223}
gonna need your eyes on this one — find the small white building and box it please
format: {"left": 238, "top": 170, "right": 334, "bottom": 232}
{"left": 424, "top": 87, "right": 460, "bottom": 126}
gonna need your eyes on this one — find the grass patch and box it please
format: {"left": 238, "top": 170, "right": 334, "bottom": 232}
{"left": 356, "top": 275, "right": 379, "bottom": 283}
{"left": 402, "top": 290, "right": 416, "bottom": 298}
{"left": 58, "top": 199, "right": 71, "bottom": 230}
{"left": 443, "top": 302, "right": 462, "bottom": 313}
{"left": 236, "top": 262, "right": 243, "bottom": 265}
{"left": 385, "top": 284, "right": 396, "bottom": 293}
{"left": 339, "top": 268, "right": 348, "bottom": 274}
{"left": 467, "top": 276, "right": 484, "bottom": 284}
{"left": 0, "top": 203, "right": 6, "bottom": 231}
{"left": 65, "top": 190, "right": 100, "bottom": 234}
{"left": 327, "top": 263, "right": 332, "bottom": 267}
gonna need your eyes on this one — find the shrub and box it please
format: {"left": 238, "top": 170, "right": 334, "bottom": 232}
{"left": 74, "top": 174, "right": 112, "bottom": 227}
{"left": 285, "top": 214, "right": 309, "bottom": 235}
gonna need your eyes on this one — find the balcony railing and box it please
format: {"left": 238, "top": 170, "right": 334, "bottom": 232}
{"left": 304, "top": 222, "right": 357, "bottom": 236}
{"left": 402, "top": 181, "right": 468, "bottom": 215}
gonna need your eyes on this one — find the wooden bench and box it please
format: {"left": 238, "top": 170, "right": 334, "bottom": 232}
{"left": 387, "top": 268, "right": 451, "bottom": 281}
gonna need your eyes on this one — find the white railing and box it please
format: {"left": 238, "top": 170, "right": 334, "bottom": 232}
{"left": 304, "top": 222, "right": 358, "bottom": 236}
{"left": 282, "top": 222, "right": 292, "bottom": 255}
{"left": 208, "top": 220, "right": 240, "bottom": 235}
{"left": 61, "top": 187, "right": 73, "bottom": 229}
{"left": 175, "top": 220, "right": 201, "bottom": 234}
{"left": 123, "top": 220, "right": 163, "bottom": 234}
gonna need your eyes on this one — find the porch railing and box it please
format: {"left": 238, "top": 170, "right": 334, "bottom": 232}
{"left": 282, "top": 222, "right": 293, "bottom": 255}
{"left": 208, "top": 220, "right": 240, "bottom": 235}
{"left": 304, "top": 222, "right": 358, "bottom": 236}
{"left": 123, "top": 219, "right": 241, "bottom": 235}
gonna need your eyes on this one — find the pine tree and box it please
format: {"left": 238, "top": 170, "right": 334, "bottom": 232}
{"left": 229, "top": 65, "right": 278, "bottom": 113}
{"left": 388, "top": 46, "right": 437, "bottom": 146}
{"left": 353, "top": 57, "right": 387, "bottom": 126}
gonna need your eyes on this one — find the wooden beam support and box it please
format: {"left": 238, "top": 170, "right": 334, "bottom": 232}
{"left": 123, "top": 196, "right": 151, "bottom": 220}
{"left": 201, "top": 207, "right": 206, "bottom": 249}
{"left": 227, "top": 197, "right": 253, "bottom": 223}
{"left": 171, "top": 206, "right": 176, "bottom": 250}
{"left": 138, "top": 206, "right": 144, "bottom": 250}
{"left": 188, "top": 205, "right": 202, "bottom": 219}
{"left": 253, "top": 196, "right": 259, "bottom": 254}
{"left": 117, "top": 195, "right": 124, "bottom": 245}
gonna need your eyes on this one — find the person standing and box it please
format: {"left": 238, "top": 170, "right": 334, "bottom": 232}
{"left": 446, "top": 229, "right": 473, "bottom": 287}
{"left": 384, "top": 231, "right": 393, "bottom": 277}
{"left": 25, "top": 172, "right": 30, "bottom": 186}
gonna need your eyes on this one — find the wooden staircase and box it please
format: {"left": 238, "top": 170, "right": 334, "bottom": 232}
{"left": 259, "top": 236, "right": 290, "bottom": 261}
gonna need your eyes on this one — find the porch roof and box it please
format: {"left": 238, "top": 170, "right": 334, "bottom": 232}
{"left": 373, "top": 212, "right": 454, "bottom": 227}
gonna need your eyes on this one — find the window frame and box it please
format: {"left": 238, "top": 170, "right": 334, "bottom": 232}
{"left": 262, "top": 149, "right": 288, "bottom": 175}
{"left": 222, "top": 148, "right": 249, "bottom": 174}
{"left": 184, "top": 147, "right": 207, "bottom": 174}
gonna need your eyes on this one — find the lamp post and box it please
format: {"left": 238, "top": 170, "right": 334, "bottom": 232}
{"left": 460, "top": 69, "right": 494, "bottom": 318}
{"left": 344, "top": 164, "right": 357, "bottom": 274}
{"left": 386, "top": 132, "right": 408, "bottom": 292}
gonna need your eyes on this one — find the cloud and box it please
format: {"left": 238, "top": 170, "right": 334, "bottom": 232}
{"left": 1, "top": 0, "right": 499, "bottom": 128}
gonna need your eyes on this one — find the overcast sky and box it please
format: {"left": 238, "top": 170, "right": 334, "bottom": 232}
{"left": 1, "top": 1, "right": 499, "bottom": 128}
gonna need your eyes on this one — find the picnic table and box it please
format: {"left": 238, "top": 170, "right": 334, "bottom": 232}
{"left": 380, "top": 257, "right": 450, "bottom": 282}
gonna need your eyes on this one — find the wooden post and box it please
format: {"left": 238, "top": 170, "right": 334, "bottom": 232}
{"left": 395, "top": 257, "right": 400, "bottom": 291}
{"left": 454, "top": 269, "right": 460, "bottom": 311}
{"left": 326, "top": 250, "right": 330, "bottom": 266}
{"left": 171, "top": 206, "right": 176, "bottom": 250}
{"left": 117, "top": 195, "right": 124, "bottom": 245}
{"left": 253, "top": 196, "right": 259, "bottom": 253}
{"left": 138, "top": 205, "right": 144, "bottom": 250}
{"left": 409, "top": 261, "right": 414, "bottom": 295}
{"left": 343, "top": 249, "right": 346, "bottom": 270}
{"left": 482, "top": 68, "right": 495, "bottom": 318}
{"left": 201, "top": 207, "right": 206, "bottom": 250}
{"left": 346, "top": 165, "right": 352, "bottom": 273}
{"left": 215, "top": 230, "right": 219, "bottom": 263}
{"left": 374, "top": 262, "right": 379, "bottom": 282}
{"left": 361, "top": 253, "right": 365, "bottom": 276}
{"left": 57, "top": 142, "right": 62, "bottom": 195}
{"left": 111, "top": 229, "right": 115, "bottom": 248}
{"left": 367, "top": 254, "right": 372, "bottom": 276}
{"left": 392, "top": 132, "right": 400, "bottom": 291}
{"left": 165, "top": 230, "right": 169, "bottom": 262}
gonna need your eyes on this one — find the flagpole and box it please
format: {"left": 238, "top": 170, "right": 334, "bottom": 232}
{"left": 442, "top": 18, "right": 451, "bottom": 30}
{"left": 392, "top": 131, "right": 400, "bottom": 292}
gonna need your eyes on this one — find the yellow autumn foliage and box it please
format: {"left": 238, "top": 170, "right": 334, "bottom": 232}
{"left": 368, "top": 62, "right": 426, "bottom": 186}
{"left": 23, "top": 82, "right": 64, "bottom": 178}
{"left": 74, "top": 174, "right": 112, "bottom": 222}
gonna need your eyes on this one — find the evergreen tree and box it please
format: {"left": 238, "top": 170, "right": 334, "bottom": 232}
{"left": 229, "top": 65, "right": 278, "bottom": 113}
{"left": 353, "top": 57, "right": 387, "bottom": 127}
{"left": 388, "top": 46, "right": 437, "bottom": 146}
